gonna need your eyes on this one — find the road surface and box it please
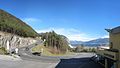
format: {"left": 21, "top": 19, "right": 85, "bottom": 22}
{"left": 0, "top": 53, "right": 103, "bottom": 68}
{"left": 0, "top": 40, "right": 103, "bottom": 68}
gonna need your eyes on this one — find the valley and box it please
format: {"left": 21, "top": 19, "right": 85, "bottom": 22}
{"left": 0, "top": 1, "right": 110, "bottom": 67}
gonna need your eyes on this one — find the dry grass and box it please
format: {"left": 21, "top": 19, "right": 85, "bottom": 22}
{"left": 0, "top": 47, "right": 7, "bottom": 55}
{"left": 32, "top": 45, "right": 74, "bottom": 56}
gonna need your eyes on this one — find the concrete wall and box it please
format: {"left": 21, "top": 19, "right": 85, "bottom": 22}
{"left": 109, "top": 33, "right": 120, "bottom": 49}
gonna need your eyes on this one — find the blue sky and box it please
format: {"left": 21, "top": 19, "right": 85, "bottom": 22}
{"left": 0, "top": 0, "right": 120, "bottom": 41}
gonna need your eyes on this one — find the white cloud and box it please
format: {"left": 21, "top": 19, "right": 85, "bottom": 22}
{"left": 36, "top": 28, "right": 101, "bottom": 41}
{"left": 22, "top": 18, "right": 42, "bottom": 23}
{"left": 101, "top": 35, "right": 109, "bottom": 38}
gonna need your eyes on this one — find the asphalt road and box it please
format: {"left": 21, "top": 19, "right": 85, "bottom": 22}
{"left": 0, "top": 53, "right": 103, "bottom": 68}
{"left": 0, "top": 40, "right": 103, "bottom": 68}
{"left": 56, "top": 54, "right": 104, "bottom": 68}
{"left": 18, "top": 40, "right": 60, "bottom": 63}
{"left": 0, "top": 59, "right": 58, "bottom": 68}
{"left": 18, "top": 40, "right": 94, "bottom": 63}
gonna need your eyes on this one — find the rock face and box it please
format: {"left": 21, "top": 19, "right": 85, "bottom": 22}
{"left": 0, "top": 31, "right": 37, "bottom": 50}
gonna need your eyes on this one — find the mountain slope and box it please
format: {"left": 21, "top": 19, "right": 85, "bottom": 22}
{"left": 70, "top": 41, "right": 83, "bottom": 44}
{"left": 40, "top": 31, "right": 70, "bottom": 54}
{"left": 0, "top": 9, "right": 39, "bottom": 37}
{"left": 70, "top": 38, "right": 109, "bottom": 46}
{"left": 84, "top": 38, "right": 109, "bottom": 44}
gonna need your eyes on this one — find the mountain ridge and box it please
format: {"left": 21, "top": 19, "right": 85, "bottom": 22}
{"left": 70, "top": 38, "right": 109, "bottom": 46}
{"left": 0, "top": 9, "right": 39, "bottom": 37}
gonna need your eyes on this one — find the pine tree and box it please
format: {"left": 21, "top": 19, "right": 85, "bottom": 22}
{"left": 41, "top": 31, "right": 69, "bottom": 53}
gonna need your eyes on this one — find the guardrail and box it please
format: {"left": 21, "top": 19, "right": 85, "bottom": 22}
{"left": 96, "top": 49, "right": 119, "bottom": 61}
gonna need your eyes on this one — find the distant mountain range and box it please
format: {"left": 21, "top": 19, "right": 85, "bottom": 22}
{"left": 70, "top": 38, "right": 109, "bottom": 47}
{"left": 70, "top": 41, "right": 83, "bottom": 44}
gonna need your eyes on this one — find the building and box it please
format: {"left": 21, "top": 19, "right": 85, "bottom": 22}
{"left": 96, "top": 26, "right": 120, "bottom": 68}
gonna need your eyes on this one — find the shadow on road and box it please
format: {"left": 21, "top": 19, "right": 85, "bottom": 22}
{"left": 55, "top": 57, "right": 104, "bottom": 68}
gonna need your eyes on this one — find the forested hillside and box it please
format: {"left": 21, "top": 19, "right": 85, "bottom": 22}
{"left": 40, "top": 31, "right": 70, "bottom": 54}
{"left": 0, "top": 9, "right": 39, "bottom": 37}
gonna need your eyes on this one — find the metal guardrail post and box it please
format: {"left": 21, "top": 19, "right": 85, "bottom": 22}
{"left": 105, "top": 59, "right": 108, "bottom": 68}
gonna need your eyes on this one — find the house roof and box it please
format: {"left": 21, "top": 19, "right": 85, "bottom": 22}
{"left": 111, "top": 26, "right": 120, "bottom": 34}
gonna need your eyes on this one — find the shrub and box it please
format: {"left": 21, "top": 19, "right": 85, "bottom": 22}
{"left": 0, "top": 47, "right": 7, "bottom": 55}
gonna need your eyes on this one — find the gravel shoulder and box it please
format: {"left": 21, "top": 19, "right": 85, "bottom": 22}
{"left": 0, "top": 55, "right": 21, "bottom": 61}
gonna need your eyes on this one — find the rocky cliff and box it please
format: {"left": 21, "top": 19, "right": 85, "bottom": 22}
{"left": 0, "top": 31, "right": 37, "bottom": 50}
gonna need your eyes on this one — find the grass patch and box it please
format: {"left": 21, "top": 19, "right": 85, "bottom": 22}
{"left": 0, "top": 47, "right": 7, "bottom": 55}
{"left": 32, "top": 45, "right": 74, "bottom": 56}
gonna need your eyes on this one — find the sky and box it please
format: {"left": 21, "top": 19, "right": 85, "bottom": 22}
{"left": 0, "top": 0, "right": 120, "bottom": 41}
